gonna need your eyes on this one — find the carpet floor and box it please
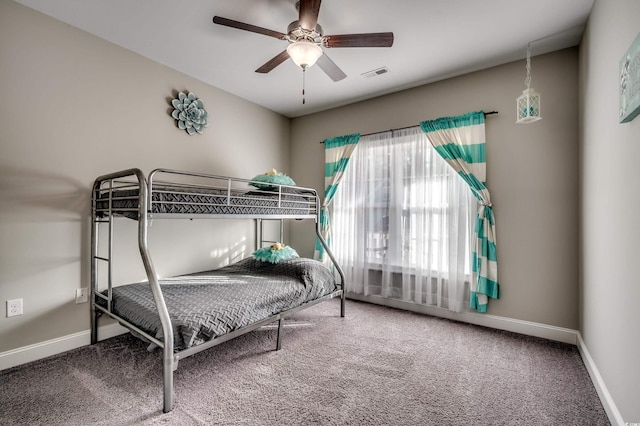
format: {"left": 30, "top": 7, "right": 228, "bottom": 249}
{"left": 0, "top": 299, "right": 609, "bottom": 425}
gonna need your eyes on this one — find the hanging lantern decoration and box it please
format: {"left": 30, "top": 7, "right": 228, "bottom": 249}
{"left": 516, "top": 44, "right": 542, "bottom": 124}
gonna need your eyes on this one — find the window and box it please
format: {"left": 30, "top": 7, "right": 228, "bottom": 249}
{"left": 332, "top": 126, "right": 477, "bottom": 310}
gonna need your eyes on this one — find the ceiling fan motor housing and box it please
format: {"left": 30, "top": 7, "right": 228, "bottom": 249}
{"left": 287, "top": 20, "right": 323, "bottom": 43}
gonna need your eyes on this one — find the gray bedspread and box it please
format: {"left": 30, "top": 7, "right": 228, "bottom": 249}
{"left": 97, "top": 257, "right": 337, "bottom": 352}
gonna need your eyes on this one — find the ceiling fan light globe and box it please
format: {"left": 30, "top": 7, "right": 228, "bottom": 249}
{"left": 287, "top": 41, "right": 322, "bottom": 69}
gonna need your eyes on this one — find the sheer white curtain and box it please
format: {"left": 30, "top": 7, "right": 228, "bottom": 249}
{"left": 332, "top": 126, "right": 478, "bottom": 312}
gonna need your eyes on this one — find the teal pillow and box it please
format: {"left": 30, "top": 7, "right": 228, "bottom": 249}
{"left": 249, "top": 171, "right": 296, "bottom": 190}
{"left": 252, "top": 244, "right": 299, "bottom": 264}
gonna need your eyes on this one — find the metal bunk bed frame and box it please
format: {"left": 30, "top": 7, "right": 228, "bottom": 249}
{"left": 89, "top": 168, "right": 345, "bottom": 413}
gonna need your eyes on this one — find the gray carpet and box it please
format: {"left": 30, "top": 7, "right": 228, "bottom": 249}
{"left": 0, "top": 299, "right": 609, "bottom": 425}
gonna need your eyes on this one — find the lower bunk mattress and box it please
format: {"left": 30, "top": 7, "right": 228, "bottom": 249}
{"left": 96, "top": 257, "right": 337, "bottom": 352}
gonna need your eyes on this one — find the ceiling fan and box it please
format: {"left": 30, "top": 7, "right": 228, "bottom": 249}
{"left": 212, "top": 0, "right": 394, "bottom": 83}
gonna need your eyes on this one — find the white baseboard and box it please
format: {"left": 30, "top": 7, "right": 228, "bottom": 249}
{"left": 347, "top": 293, "right": 579, "bottom": 344}
{"left": 0, "top": 322, "right": 128, "bottom": 371}
{"left": 576, "top": 332, "right": 625, "bottom": 426}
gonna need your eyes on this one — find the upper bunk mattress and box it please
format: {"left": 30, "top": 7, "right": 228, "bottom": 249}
{"left": 95, "top": 184, "right": 317, "bottom": 219}
{"left": 96, "top": 257, "right": 337, "bottom": 352}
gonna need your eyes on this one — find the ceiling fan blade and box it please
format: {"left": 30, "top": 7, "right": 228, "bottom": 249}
{"left": 316, "top": 53, "right": 347, "bottom": 82}
{"left": 298, "top": 0, "right": 322, "bottom": 31}
{"left": 324, "top": 32, "right": 394, "bottom": 48}
{"left": 255, "top": 50, "right": 290, "bottom": 74}
{"left": 213, "top": 16, "right": 286, "bottom": 40}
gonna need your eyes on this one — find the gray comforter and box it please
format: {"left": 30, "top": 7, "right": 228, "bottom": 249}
{"left": 97, "top": 257, "right": 337, "bottom": 351}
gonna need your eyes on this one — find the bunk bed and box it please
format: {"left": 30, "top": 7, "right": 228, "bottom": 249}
{"left": 90, "top": 168, "right": 345, "bottom": 413}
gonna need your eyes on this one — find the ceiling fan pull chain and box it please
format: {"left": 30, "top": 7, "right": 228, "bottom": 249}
{"left": 302, "top": 67, "right": 306, "bottom": 104}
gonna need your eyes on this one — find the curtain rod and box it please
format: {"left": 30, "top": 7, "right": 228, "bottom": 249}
{"left": 319, "top": 111, "right": 498, "bottom": 143}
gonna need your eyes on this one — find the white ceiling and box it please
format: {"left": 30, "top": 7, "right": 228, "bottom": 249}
{"left": 14, "top": 0, "right": 594, "bottom": 118}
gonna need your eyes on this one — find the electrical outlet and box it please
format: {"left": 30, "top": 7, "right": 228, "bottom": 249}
{"left": 75, "top": 288, "right": 88, "bottom": 304}
{"left": 7, "top": 299, "right": 23, "bottom": 317}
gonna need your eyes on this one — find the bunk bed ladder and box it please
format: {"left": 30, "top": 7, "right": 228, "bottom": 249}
{"left": 90, "top": 179, "right": 115, "bottom": 344}
{"left": 256, "top": 218, "right": 285, "bottom": 249}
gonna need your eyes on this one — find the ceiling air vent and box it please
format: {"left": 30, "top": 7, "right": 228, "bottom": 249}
{"left": 362, "top": 67, "right": 389, "bottom": 79}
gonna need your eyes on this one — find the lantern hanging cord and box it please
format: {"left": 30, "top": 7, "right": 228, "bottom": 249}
{"left": 525, "top": 43, "right": 532, "bottom": 89}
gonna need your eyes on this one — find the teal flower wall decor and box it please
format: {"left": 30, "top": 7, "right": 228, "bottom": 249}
{"left": 171, "top": 91, "right": 208, "bottom": 135}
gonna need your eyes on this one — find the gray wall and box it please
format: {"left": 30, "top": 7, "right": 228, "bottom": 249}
{"left": 579, "top": 0, "right": 640, "bottom": 421}
{"left": 0, "top": 1, "right": 291, "bottom": 352}
{"left": 290, "top": 48, "right": 580, "bottom": 330}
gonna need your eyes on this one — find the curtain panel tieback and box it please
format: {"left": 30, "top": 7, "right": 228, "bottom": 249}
{"left": 419, "top": 111, "right": 499, "bottom": 313}
{"left": 314, "top": 133, "right": 360, "bottom": 262}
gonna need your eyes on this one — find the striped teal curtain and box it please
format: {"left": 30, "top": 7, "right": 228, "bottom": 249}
{"left": 314, "top": 133, "right": 360, "bottom": 261}
{"left": 420, "top": 111, "right": 498, "bottom": 312}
